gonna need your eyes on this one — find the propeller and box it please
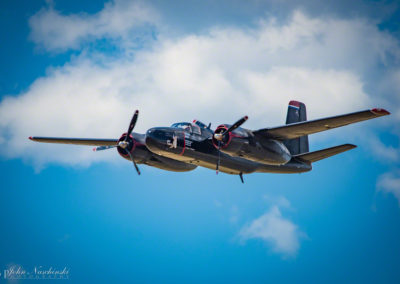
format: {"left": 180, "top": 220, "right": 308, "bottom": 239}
{"left": 125, "top": 110, "right": 139, "bottom": 142}
{"left": 93, "top": 145, "right": 116, "bottom": 151}
{"left": 93, "top": 110, "right": 141, "bottom": 175}
{"left": 214, "top": 115, "right": 248, "bottom": 174}
{"left": 120, "top": 110, "right": 140, "bottom": 175}
{"left": 216, "top": 140, "right": 221, "bottom": 174}
{"left": 126, "top": 148, "right": 141, "bottom": 175}
{"left": 213, "top": 116, "right": 248, "bottom": 142}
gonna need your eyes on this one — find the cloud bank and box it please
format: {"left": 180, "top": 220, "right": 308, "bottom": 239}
{"left": 0, "top": 2, "right": 399, "bottom": 169}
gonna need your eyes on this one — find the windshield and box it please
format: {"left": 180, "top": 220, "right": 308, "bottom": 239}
{"left": 171, "top": 122, "right": 201, "bottom": 135}
{"left": 171, "top": 122, "right": 192, "bottom": 132}
{"left": 193, "top": 120, "right": 207, "bottom": 129}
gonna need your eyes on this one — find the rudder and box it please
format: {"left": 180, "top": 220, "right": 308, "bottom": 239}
{"left": 283, "top": 100, "right": 309, "bottom": 155}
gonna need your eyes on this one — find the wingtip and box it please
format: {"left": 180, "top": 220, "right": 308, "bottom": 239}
{"left": 371, "top": 108, "right": 390, "bottom": 116}
{"left": 28, "top": 136, "right": 33, "bottom": 140}
{"left": 346, "top": 143, "right": 357, "bottom": 149}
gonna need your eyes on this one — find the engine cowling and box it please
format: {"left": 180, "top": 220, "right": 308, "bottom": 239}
{"left": 212, "top": 125, "right": 233, "bottom": 149}
{"left": 117, "top": 133, "right": 138, "bottom": 160}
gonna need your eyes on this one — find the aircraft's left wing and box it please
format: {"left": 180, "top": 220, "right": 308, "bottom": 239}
{"left": 254, "top": 108, "right": 390, "bottom": 140}
{"left": 29, "top": 137, "right": 118, "bottom": 146}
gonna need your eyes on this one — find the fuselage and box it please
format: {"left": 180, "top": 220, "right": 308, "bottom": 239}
{"left": 144, "top": 122, "right": 311, "bottom": 175}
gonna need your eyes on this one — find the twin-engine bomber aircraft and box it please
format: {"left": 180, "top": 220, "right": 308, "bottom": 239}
{"left": 29, "top": 101, "right": 390, "bottom": 183}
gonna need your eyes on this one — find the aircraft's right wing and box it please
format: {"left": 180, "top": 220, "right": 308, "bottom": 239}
{"left": 253, "top": 108, "right": 390, "bottom": 140}
{"left": 29, "top": 136, "right": 118, "bottom": 146}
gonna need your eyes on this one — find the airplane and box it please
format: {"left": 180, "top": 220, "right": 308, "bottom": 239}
{"left": 29, "top": 101, "right": 390, "bottom": 183}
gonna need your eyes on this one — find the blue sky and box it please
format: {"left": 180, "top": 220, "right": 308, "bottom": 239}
{"left": 1, "top": 0, "right": 400, "bottom": 283}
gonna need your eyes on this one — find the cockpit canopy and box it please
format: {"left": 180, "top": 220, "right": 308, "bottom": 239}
{"left": 171, "top": 119, "right": 213, "bottom": 135}
{"left": 171, "top": 122, "right": 202, "bottom": 135}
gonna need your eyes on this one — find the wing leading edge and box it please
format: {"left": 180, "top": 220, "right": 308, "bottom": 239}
{"left": 29, "top": 136, "right": 118, "bottom": 146}
{"left": 254, "top": 108, "right": 390, "bottom": 140}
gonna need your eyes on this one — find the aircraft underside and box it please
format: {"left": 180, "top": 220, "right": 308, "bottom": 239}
{"left": 144, "top": 142, "right": 311, "bottom": 175}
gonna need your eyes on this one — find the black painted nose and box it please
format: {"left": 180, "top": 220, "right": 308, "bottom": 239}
{"left": 146, "top": 127, "right": 173, "bottom": 141}
{"left": 146, "top": 127, "right": 174, "bottom": 150}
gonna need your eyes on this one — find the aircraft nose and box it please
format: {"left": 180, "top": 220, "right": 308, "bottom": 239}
{"left": 146, "top": 127, "right": 155, "bottom": 138}
{"left": 146, "top": 127, "right": 170, "bottom": 140}
{"left": 145, "top": 127, "right": 174, "bottom": 151}
{"left": 146, "top": 127, "right": 185, "bottom": 156}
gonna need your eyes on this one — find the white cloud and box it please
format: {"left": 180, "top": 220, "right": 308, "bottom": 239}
{"left": 29, "top": 0, "right": 159, "bottom": 52}
{"left": 239, "top": 204, "right": 304, "bottom": 257}
{"left": 377, "top": 170, "right": 400, "bottom": 206}
{"left": 368, "top": 136, "right": 399, "bottom": 163}
{"left": 0, "top": 9, "right": 398, "bottom": 167}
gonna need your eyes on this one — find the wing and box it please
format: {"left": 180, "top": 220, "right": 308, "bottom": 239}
{"left": 293, "top": 144, "right": 356, "bottom": 163}
{"left": 254, "top": 108, "right": 390, "bottom": 140}
{"left": 29, "top": 136, "right": 118, "bottom": 146}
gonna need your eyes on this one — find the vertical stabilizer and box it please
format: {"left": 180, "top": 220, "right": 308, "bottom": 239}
{"left": 283, "top": 101, "right": 309, "bottom": 155}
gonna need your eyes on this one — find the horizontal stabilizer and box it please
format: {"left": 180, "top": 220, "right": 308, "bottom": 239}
{"left": 29, "top": 136, "right": 118, "bottom": 146}
{"left": 254, "top": 108, "right": 390, "bottom": 140}
{"left": 293, "top": 144, "right": 356, "bottom": 163}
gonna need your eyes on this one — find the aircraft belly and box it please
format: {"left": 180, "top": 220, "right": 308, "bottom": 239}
{"left": 156, "top": 147, "right": 256, "bottom": 175}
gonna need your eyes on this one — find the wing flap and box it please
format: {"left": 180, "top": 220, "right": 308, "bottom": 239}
{"left": 294, "top": 144, "right": 356, "bottom": 163}
{"left": 29, "top": 136, "right": 118, "bottom": 146}
{"left": 254, "top": 108, "right": 390, "bottom": 140}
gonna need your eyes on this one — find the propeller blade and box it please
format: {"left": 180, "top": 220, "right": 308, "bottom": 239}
{"left": 127, "top": 150, "right": 141, "bottom": 175}
{"left": 93, "top": 145, "right": 116, "bottom": 151}
{"left": 224, "top": 115, "right": 248, "bottom": 135}
{"left": 216, "top": 140, "right": 221, "bottom": 174}
{"left": 125, "top": 110, "right": 139, "bottom": 142}
{"left": 214, "top": 116, "right": 247, "bottom": 173}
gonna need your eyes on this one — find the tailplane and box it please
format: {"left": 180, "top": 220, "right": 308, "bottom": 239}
{"left": 294, "top": 144, "right": 356, "bottom": 163}
{"left": 284, "top": 101, "right": 309, "bottom": 155}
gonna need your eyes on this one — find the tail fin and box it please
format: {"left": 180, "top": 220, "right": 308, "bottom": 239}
{"left": 283, "top": 101, "right": 309, "bottom": 155}
{"left": 293, "top": 144, "right": 356, "bottom": 163}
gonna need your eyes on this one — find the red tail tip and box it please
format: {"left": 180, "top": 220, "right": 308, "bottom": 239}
{"left": 92, "top": 147, "right": 96, "bottom": 152}
{"left": 244, "top": 116, "right": 248, "bottom": 120}
{"left": 28, "top": 136, "right": 33, "bottom": 140}
{"left": 289, "top": 100, "right": 302, "bottom": 107}
{"left": 371, "top": 108, "right": 390, "bottom": 115}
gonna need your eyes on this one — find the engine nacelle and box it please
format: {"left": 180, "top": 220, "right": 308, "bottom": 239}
{"left": 212, "top": 125, "right": 291, "bottom": 166}
{"left": 117, "top": 133, "right": 139, "bottom": 161}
